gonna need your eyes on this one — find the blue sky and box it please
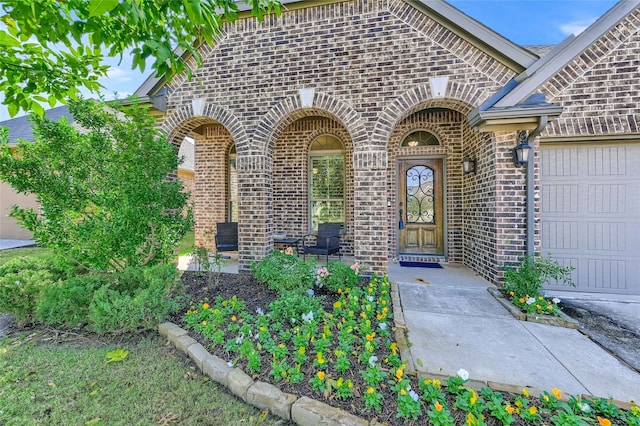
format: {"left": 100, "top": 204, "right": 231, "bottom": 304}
{"left": 0, "top": 0, "right": 620, "bottom": 120}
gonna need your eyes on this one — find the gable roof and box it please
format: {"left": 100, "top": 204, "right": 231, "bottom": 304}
{"left": 469, "top": 0, "right": 639, "bottom": 131}
{"left": 0, "top": 106, "right": 73, "bottom": 145}
{"left": 133, "top": 0, "right": 539, "bottom": 100}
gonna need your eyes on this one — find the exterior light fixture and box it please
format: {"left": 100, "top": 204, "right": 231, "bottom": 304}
{"left": 513, "top": 130, "right": 532, "bottom": 167}
{"left": 462, "top": 157, "right": 476, "bottom": 174}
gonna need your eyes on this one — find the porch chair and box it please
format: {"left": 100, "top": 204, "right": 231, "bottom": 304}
{"left": 302, "top": 222, "right": 342, "bottom": 263}
{"left": 215, "top": 222, "right": 238, "bottom": 255}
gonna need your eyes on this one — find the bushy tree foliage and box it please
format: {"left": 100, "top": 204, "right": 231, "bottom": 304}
{"left": 0, "top": 99, "right": 193, "bottom": 272}
{"left": 0, "top": 0, "right": 281, "bottom": 116}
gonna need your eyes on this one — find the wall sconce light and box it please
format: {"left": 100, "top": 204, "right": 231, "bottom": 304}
{"left": 513, "top": 130, "right": 532, "bottom": 167}
{"left": 462, "top": 156, "right": 476, "bottom": 174}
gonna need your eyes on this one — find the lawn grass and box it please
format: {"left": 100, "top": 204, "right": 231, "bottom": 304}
{"left": 176, "top": 230, "right": 195, "bottom": 256}
{"left": 0, "top": 330, "right": 283, "bottom": 426}
{"left": 0, "top": 246, "right": 52, "bottom": 264}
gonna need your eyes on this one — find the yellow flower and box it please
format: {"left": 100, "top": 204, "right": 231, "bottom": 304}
{"left": 539, "top": 296, "right": 544, "bottom": 301}
{"left": 317, "top": 371, "right": 325, "bottom": 380}
{"left": 434, "top": 401, "right": 443, "bottom": 412}
{"left": 381, "top": 300, "right": 387, "bottom": 305}
{"left": 543, "top": 395, "right": 549, "bottom": 402}
{"left": 333, "top": 301, "right": 342, "bottom": 309}
{"left": 202, "top": 303, "right": 209, "bottom": 310}
{"left": 509, "top": 291, "right": 515, "bottom": 296}
{"left": 347, "top": 380, "right": 353, "bottom": 388}
{"left": 201, "top": 320, "right": 207, "bottom": 326}
{"left": 231, "top": 315, "right": 237, "bottom": 321}
{"left": 400, "top": 389, "right": 407, "bottom": 395}
{"left": 522, "top": 387, "right": 530, "bottom": 397}
{"left": 469, "top": 389, "right": 478, "bottom": 405}
{"left": 529, "top": 406, "right": 538, "bottom": 415}
{"left": 515, "top": 400, "right": 524, "bottom": 408}
{"left": 548, "top": 305, "right": 554, "bottom": 310}
{"left": 298, "top": 347, "right": 305, "bottom": 355}
{"left": 552, "top": 387, "right": 562, "bottom": 399}
{"left": 337, "top": 288, "right": 343, "bottom": 294}
{"left": 505, "top": 405, "right": 515, "bottom": 414}
{"left": 519, "top": 298, "right": 525, "bottom": 304}
{"left": 390, "top": 342, "right": 398, "bottom": 355}
{"left": 536, "top": 304, "right": 542, "bottom": 309}
{"left": 279, "top": 343, "right": 285, "bottom": 349}
{"left": 367, "top": 387, "right": 375, "bottom": 394}
{"left": 366, "top": 333, "right": 375, "bottom": 341}
{"left": 598, "top": 417, "right": 612, "bottom": 426}
{"left": 360, "top": 312, "right": 367, "bottom": 319}
{"left": 395, "top": 368, "right": 404, "bottom": 380}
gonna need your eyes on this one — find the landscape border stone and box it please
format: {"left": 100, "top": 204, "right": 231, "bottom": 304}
{"left": 487, "top": 287, "right": 580, "bottom": 329}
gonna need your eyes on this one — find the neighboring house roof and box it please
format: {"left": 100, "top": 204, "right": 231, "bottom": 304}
{"left": 1, "top": 106, "right": 73, "bottom": 145}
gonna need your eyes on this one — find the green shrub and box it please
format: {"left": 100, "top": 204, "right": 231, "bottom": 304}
{"left": 88, "top": 264, "right": 184, "bottom": 334}
{"left": 321, "top": 261, "right": 362, "bottom": 294}
{"left": 251, "top": 251, "right": 316, "bottom": 293}
{"left": 0, "top": 256, "right": 63, "bottom": 322}
{"left": 503, "top": 254, "right": 575, "bottom": 298}
{"left": 35, "top": 275, "right": 111, "bottom": 327}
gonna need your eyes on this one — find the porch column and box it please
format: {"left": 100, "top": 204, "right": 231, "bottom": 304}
{"left": 353, "top": 150, "right": 389, "bottom": 274}
{"left": 236, "top": 153, "right": 273, "bottom": 273}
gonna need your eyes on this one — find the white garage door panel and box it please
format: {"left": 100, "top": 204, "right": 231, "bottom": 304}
{"left": 541, "top": 144, "right": 640, "bottom": 295}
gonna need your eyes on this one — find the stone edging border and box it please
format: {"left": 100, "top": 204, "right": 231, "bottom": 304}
{"left": 486, "top": 287, "right": 580, "bottom": 329}
{"left": 159, "top": 282, "right": 631, "bottom": 426}
{"left": 392, "top": 282, "right": 632, "bottom": 411}
{"left": 158, "top": 321, "right": 373, "bottom": 426}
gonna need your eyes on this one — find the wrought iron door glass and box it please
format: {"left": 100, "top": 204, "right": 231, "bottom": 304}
{"left": 405, "top": 165, "right": 435, "bottom": 224}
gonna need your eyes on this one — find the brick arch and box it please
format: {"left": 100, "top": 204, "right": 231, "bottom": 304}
{"left": 372, "top": 82, "right": 487, "bottom": 149}
{"left": 160, "top": 102, "right": 247, "bottom": 151}
{"left": 253, "top": 92, "right": 369, "bottom": 156}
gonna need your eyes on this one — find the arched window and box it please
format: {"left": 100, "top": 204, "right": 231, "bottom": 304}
{"left": 401, "top": 130, "right": 440, "bottom": 147}
{"left": 309, "top": 135, "right": 345, "bottom": 232}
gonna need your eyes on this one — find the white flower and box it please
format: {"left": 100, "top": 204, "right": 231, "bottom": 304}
{"left": 235, "top": 335, "right": 244, "bottom": 345}
{"left": 368, "top": 355, "right": 378, "bottom": 367}
{"left": 366, "top": 295, "right": 374, "bottom": 302}
{"left": 307, "top": 289, "right": 315, "bottom": 296}
{"left": 578, "top": 402, "right": 591, "bottom": 412}
{"left": 457, "top": 368, "right": 469, "bottom": 381}
{"left": 552, "top": 297, "right": 561, "bottom": 304}
{"left": 409, "top": 390, "right": 419, "bottom": 401}
{"left": 256, "top": 307, "right": 264, "bottom": 315}
{"left": 526, "top": 297, "right": 536, "bottom": 305}
{"left": 227, "top": 361, "right": 234, "bottom": 367}
{"left": 301, "top": 311, "right": 314, "bottom": 322}
{"left": 378, "top": 322, "right": 387, "bottom": 330}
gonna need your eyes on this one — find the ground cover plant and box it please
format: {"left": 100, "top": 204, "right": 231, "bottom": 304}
{"left": 0, "top": 329, "right": 284, "bottom": 425}
{"left": 501, "top": 254, "right": 575, "bottom": 317}
{"left": 177, "top": 250, "right": 640, "bottom": 425}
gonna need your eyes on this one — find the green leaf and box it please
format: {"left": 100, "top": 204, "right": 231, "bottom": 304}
{"left": 88, "top": 0, "right": 118, "bottom": 17}
{"left": 105, "top": 348, "right": 129, "bottom": 363}
{"left": 0, "top": 31, "right": 20, "bottom": 47}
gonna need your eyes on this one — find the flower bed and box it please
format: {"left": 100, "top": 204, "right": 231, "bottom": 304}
{"left": 171, "top": 251, "right": 639, "bottom": 425}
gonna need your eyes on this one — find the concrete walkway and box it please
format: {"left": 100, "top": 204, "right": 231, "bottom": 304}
{"left": 388, "top": 263, "right": 640, "bottom": 403}
{"left": 0, "top": 239, "right": 36, "bottom": 250}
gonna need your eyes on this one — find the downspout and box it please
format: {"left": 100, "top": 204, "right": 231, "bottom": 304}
{"left": 525, "top": 115, "right": 548, "bottom": 256}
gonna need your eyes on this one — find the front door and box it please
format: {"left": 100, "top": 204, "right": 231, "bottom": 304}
{"left": 398, "top": 159, "right": 444, "bottom": 255}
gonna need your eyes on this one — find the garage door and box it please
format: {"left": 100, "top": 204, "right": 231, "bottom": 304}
{"left": 540, "top": 143, "right": 640, "bottom": 295}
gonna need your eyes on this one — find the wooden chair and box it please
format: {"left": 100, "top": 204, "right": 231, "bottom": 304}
{"left": 215, "top": 222, "right": 238, "bottom": 254}
{"left": 302, "top": 223, "right": 342, "bottom": 263}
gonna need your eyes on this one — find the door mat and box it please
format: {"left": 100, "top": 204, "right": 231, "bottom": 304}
{"left": 399, "top": 261, "right": 443, "bottom": 268}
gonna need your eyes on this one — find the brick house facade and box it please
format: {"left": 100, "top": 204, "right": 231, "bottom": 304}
{"left": 135, "top": 0, "right": 640, "bottom": 293}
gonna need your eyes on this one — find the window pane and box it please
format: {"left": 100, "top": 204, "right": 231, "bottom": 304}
{"left": 311, "top": 156, "right": 344, "bottom": 198}
{"left": 406, "top": 165, "right": 435, "bottom": 223}
{"left": 311, "top": 200, "right": 344, "bottom": 230}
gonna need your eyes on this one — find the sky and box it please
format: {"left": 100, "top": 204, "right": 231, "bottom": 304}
{"left": 0, "top": 0, "right": 620, "bottom": 121}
